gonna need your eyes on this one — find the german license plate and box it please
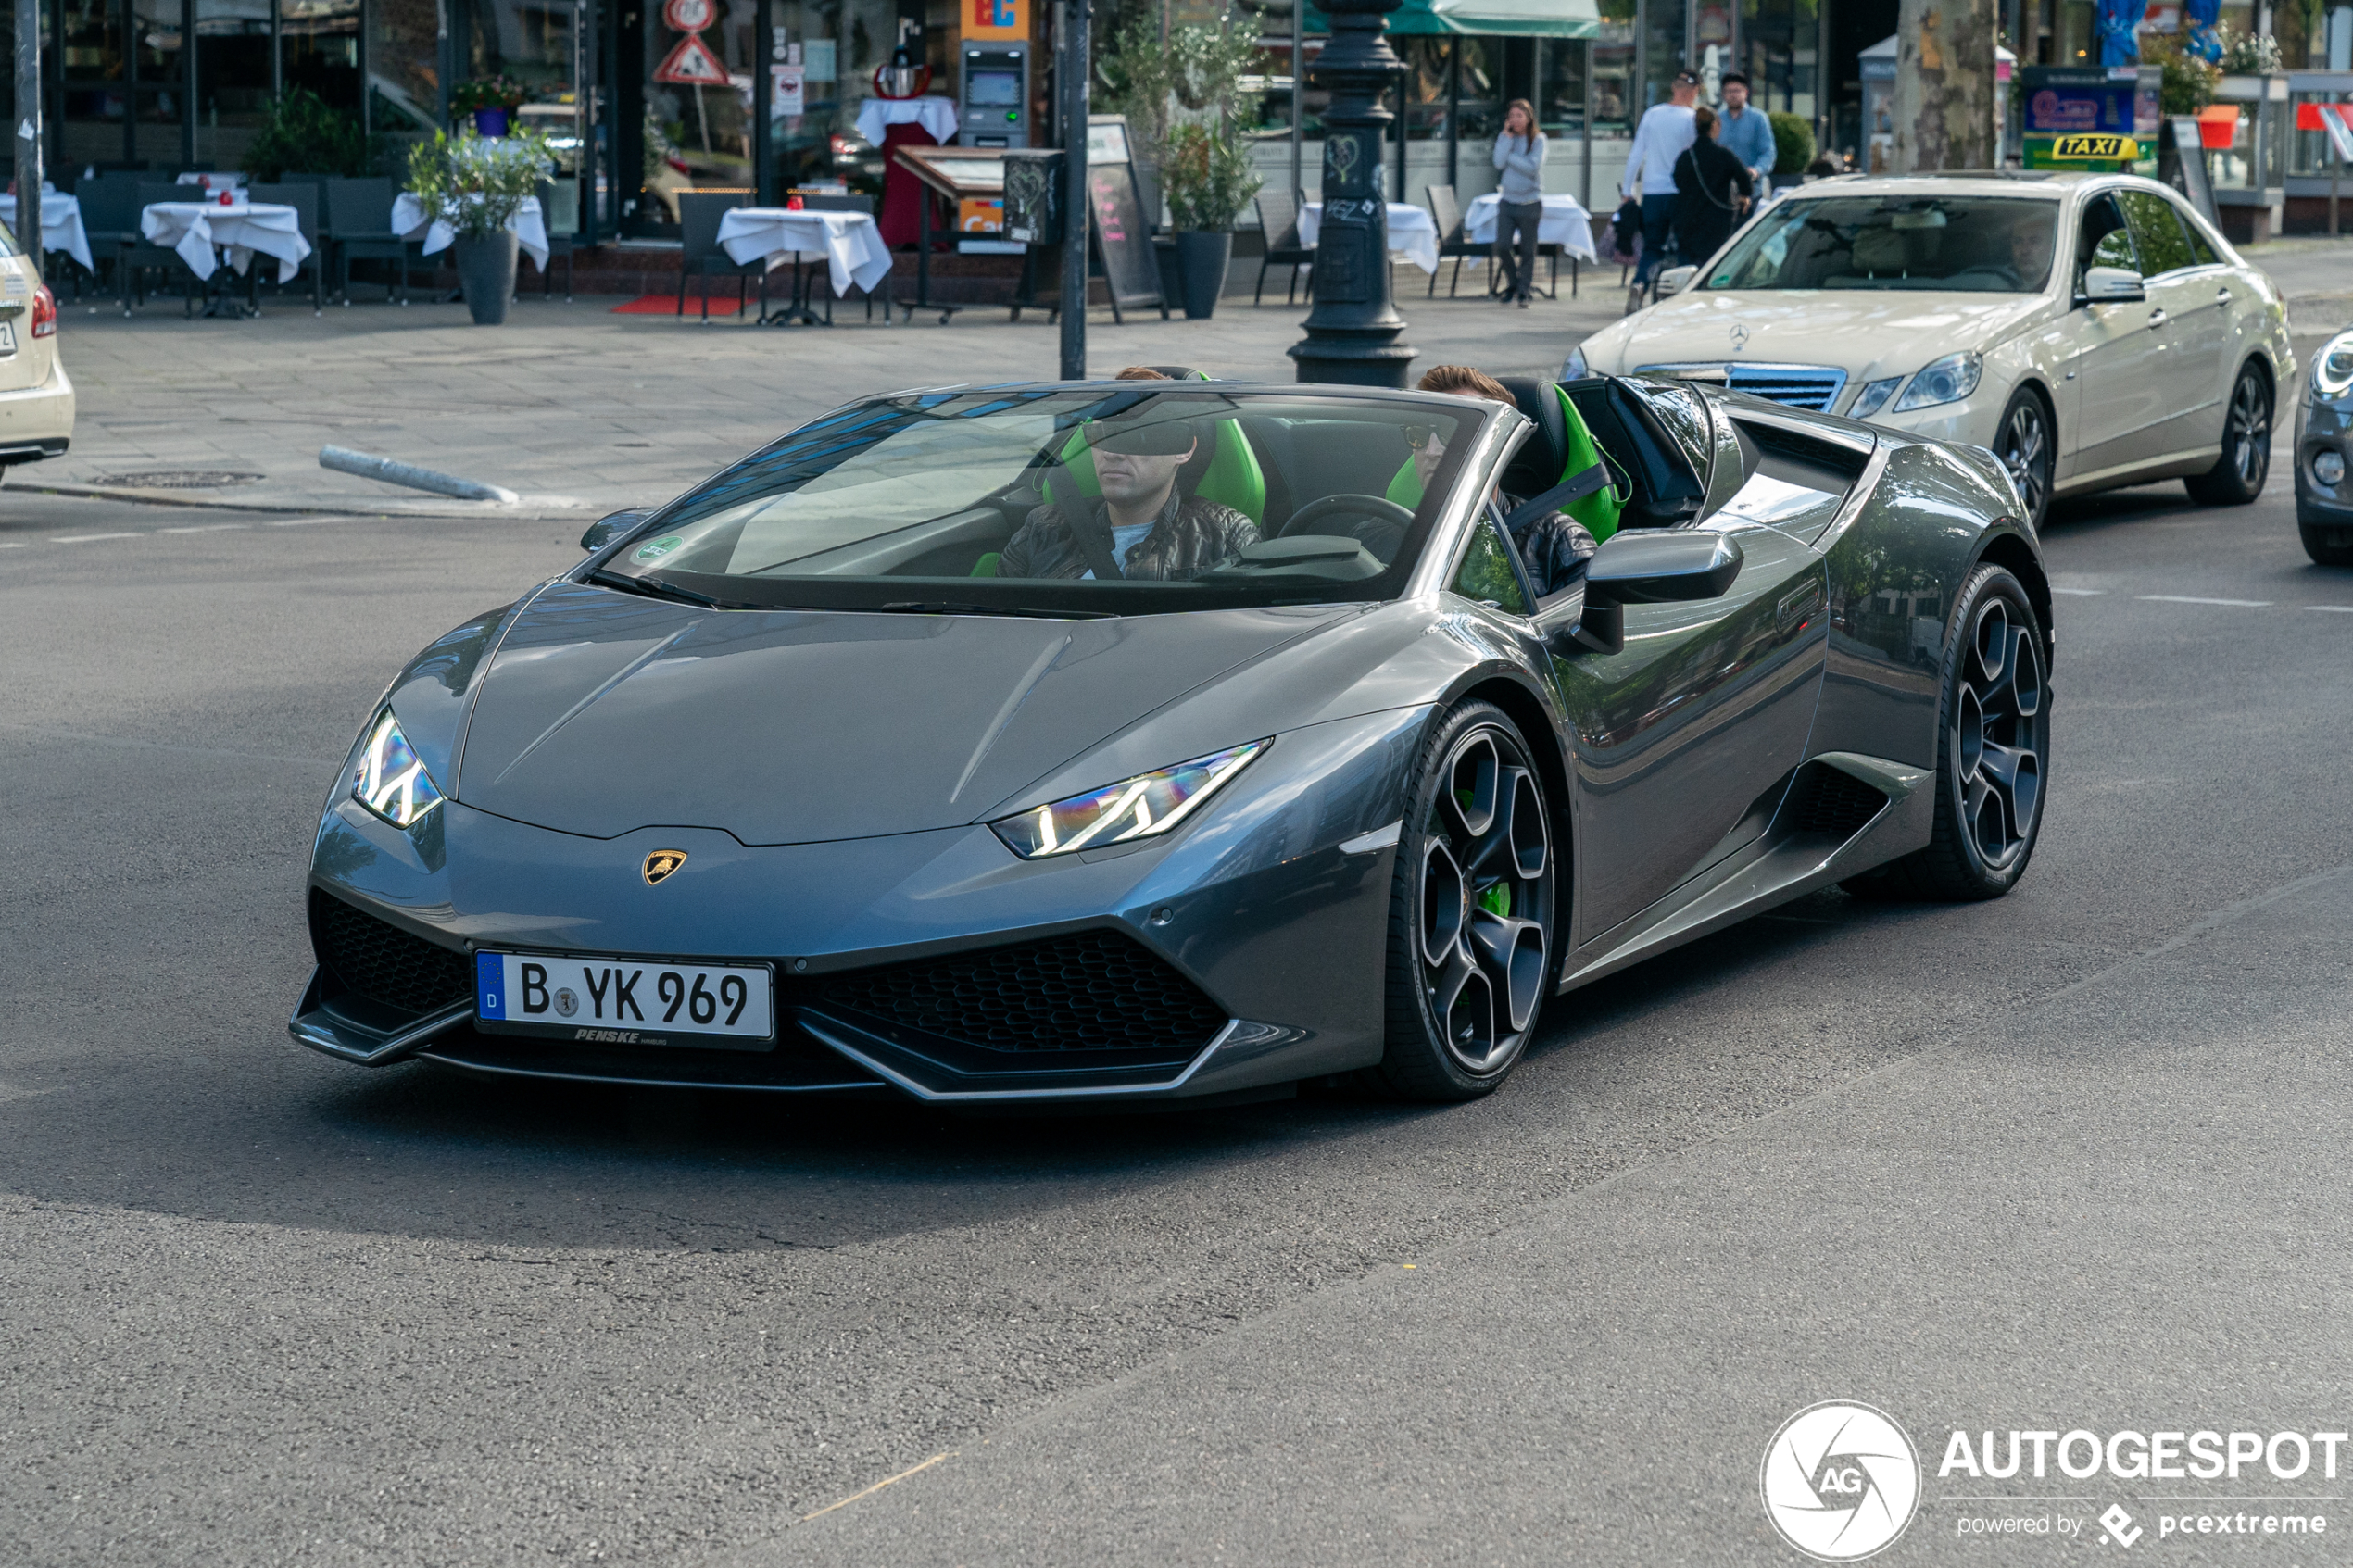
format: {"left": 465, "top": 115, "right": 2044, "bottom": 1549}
{"left": 475, "top": 951, "right": 775, "bottom": 1047}
{"left": 0, "top": 320, "right": 18, "bottom": 354}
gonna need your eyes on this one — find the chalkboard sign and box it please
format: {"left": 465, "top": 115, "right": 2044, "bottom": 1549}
{"left": 1087, "top": 161, "right": 1164, "bottom": 313}
{"left": 2165, "top": 116, "right": 2219, "bottom": 228}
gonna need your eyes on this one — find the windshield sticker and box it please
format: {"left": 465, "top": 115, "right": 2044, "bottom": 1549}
{"left": 634, "top": 535, "right": 684, "bottom": 563}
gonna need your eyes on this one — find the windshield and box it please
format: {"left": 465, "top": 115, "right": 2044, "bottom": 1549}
{"left": 595, "top": 386, "right": 1486, "bottom": 615}
{"left": 1704, "top": 195, "right": 2060, "bottom": 293}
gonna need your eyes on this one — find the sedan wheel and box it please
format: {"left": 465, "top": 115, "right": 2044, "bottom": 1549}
{"left": 1375, "top": 701, "right": 1557, "bottom": 1100}
{"left": 1995, "top": 389, "right": 2054, "bottom": 532}
{"left": 2185, "top": 363, "right": 2272, "bottom": 505}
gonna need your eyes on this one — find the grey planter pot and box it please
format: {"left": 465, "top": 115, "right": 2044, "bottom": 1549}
{"left": 1174, "top": 230, "right": 1232, "bottom": 320}
{"left": 452, "top": 231, "right": 519, "bottom": 326}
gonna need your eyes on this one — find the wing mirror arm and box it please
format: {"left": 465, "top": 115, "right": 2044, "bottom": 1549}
{"left": 1548, "top": 530, "right": 1745, "bottom": 659}
{"left": 1562, "top": 596, "right": 1625, "bottom": 657}
{"left": 580, "top": 508, "right": 653, "bottom": 554}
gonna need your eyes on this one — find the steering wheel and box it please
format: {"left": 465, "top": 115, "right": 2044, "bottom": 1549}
{"left": 1277, "top": 494, "right": 1416, "bottom": 540}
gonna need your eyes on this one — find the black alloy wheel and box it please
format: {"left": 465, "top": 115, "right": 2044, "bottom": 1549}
{"left": 1374, "top": 701, "right": 1558, "bottom": 1100}
{"left": 1995, "top": 388, "right": 2055, "bottom": 532}
{"left": 2185, "top": 363, "right": 2272, "bottom": 505}
{"left": 1845, "top": 564, "right": 2050, "bottom": 901}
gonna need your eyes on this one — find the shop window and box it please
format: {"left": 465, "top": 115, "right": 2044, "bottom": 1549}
{"left": 1455, "top": 37, "right": 1500, "bottom": 144}
{"left": 1401, "top": 36, "right": 1448, "bottom": 141}
{"left": 1588, "top": 39, "right": 1632, "bottom": 135}
{"left": 368, "top": 0, "right": 440, "bottom": 129}
{"left": 193, "top": 0, "right": 271, "bottom": 169}
{"left": 1539, "top": 38, "right": 1584, "bottom": 136}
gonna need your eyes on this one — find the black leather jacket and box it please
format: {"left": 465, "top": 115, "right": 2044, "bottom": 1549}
{"left": 998, "top": 491, "right": 1259, "bottom": 582}
{"left": 1503, "top": 500, "right": 1599, "bottom": 599}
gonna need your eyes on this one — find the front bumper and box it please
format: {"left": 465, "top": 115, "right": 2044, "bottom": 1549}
{"left": 2296, "top": 394, "right": 2353, "bottom": 526}
{"left": 291, "top": 707, "right": 1428, "bottom": 1103}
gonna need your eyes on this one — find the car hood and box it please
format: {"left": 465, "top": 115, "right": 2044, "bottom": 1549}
{"left": 1590, "top": 289, "right": 2056, "bottom": 379}
{"left": 442, "top": 581, "right": 1357, "bottom": 844}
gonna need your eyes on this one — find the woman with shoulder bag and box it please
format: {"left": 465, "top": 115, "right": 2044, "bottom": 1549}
{"left": 1491, "top": 99, "right": 1546, "bottom": 307}
{"left": 1670, "top": 106, "right": 1754, "bottom": 279}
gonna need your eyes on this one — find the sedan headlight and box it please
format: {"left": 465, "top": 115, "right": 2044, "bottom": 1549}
{"left": 1849, "top": 377, "right": 1903, "bottom": 420}
{"left": 1894, "top": 351, "right": 1983, "bottom": 412}
{"left": 991, "top": 740, "right": 1266, "bottom": 859}
{"left": 1562, "top": 344, "right": 1591, "bottom": 381}
{"left": 350, "top": 709, "right": 446, "bottom": 828}
{"left": 2314, "top": 331, "right": 2353, "bottom": 399}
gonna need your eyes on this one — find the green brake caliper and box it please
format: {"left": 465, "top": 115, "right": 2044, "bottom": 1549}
{"left": 1477, "top": 884, "right": 1512, "bottom": 918}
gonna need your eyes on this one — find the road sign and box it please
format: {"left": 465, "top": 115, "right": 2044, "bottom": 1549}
{"left": 662, "top": 0, "right": 714, "bottom": 31}
{"left": 654, "top": 32, "right": 729, "bottom": 85}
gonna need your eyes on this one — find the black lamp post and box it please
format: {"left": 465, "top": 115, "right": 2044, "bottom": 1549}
{"left": 1288, "top": 0, "right": 1413, "bottom": 387}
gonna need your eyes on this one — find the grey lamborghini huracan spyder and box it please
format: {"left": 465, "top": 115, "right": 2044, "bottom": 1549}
{"left": 292, "top": 374, "right": 2051, "bottom": 1105}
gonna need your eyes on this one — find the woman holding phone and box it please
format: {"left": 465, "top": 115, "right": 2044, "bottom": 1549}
{"left": 1491, "top": 99, "right": 1546, "bottom": 308}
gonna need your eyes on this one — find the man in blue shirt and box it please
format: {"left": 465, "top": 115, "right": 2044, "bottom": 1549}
{"left": 1719, "top": 73, "right": 1777, "bottom": 201}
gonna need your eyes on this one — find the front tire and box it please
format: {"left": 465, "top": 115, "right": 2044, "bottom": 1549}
{"left": 2184, "top": 362, "right": 2271, "bottom": 506}
{"left": 1994, "top": 387, "right": 2056, "bottom": 533}
{"left": 1372, "top": 701, "right": 1559, "bottom": 1101}
{"left": 1845, "top": 564, "right": 2049, "bottom": 901}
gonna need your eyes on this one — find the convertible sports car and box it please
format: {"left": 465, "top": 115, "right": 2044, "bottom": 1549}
{"left": 293, "top": 373, "right": 2052, "bottom": 1106}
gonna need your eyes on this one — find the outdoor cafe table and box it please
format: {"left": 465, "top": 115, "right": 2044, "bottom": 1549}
{"left": 716, "top": 207, "right": 892, "bottom": 325}
{"left": 0, "top": 191, "right": 94, "bottom": 272}
{"left": 1464, "top": 192, "right": 1598, "bottom": 263}
{"left": 1296, "top": 201, "right": 1442, "bottom": 273}
{"left": 390, "top": 192, "right": 550, "bottom": 271}
{"left": 139, "top": 199, "right": 310, "bottom": 282}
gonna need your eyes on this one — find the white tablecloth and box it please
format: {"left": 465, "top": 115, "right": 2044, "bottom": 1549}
{"left": 855, "top": 95, "right": 959, "bottom": 147}
{"left": 716, "top": 207, "right": 892, "bottom": 296}
{"left": 139, "top": 201, "right": 310, "bottom": 282}
{"left": 1464, "top": 193, "right": 1597, "bottom": 263}
{"left": 0, "top": 193, "right": 93, "bottom": 271}
{"left": 391, "top": 192, "right": 550, "bottom": 271}
{"left": 1297, "top": 201, "right": 1442, "bottom": 273}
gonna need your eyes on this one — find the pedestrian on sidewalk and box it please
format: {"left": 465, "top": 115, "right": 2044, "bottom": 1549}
{"left": 1718, "top": 73, "right": 1777, "bottom": 200}
{"left": 1491, "top": 99, "right": 1547, "bottom": 309}
{"left": 1672, "top": 107, "right": 1754, "bottom": 279}
{"left": 1620, "top": 69, "right": 1700, "bottom": 314}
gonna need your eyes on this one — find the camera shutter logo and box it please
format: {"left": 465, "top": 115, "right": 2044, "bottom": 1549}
{"left": 1760, "top": 1401, "right": 1921, "bottom": 1561}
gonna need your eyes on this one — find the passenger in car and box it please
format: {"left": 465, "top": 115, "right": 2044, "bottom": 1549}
{"left": 997, "top": 386, "right": 1260, "bottom": 581}
{"left": 1415, "top": 366, "right": 1599, "bottom": 598}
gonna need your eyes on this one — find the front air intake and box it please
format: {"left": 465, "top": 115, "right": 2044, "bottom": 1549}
{"left": 308, "top": 890, "right": 472, "bottom": 1019}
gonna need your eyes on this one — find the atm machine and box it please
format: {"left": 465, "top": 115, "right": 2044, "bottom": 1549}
{"left": 959, "top": 43, "right": 1031, "bottom": 148}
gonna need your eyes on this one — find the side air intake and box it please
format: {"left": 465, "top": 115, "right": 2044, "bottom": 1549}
{"left": 1780, "top": 762, "right": 1892, "bottom": 844}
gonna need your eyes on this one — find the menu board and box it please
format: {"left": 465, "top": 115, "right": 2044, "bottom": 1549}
{"left": 1087, "top": 161, "right": 1162, "bottom": 312}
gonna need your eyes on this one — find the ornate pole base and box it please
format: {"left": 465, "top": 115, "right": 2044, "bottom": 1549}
{"left": 1289, "top": 0, "right": 1413, "bottom": 389}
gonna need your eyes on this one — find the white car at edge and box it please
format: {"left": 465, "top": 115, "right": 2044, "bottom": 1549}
{"left": 0, "top": 222, "right": 70, "bottom": 469}
{"left": 1565, "top": 172, "right": 2293, "bottom": 530}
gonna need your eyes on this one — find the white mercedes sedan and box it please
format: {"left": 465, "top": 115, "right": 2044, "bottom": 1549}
{"left": 1564, "top": 173, "right": 2293, "bottom": 530}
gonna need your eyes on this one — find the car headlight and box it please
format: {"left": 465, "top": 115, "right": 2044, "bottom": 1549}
{"left": 1893, "top": 352, "right": 1983, "bottom": 412}
{"left": 1562, "top": 344, "right": 1590, "bottom": 381}
{"left": 1849, "top": 377, "right": 1902, "bottom": 419}
{"left": 2314, "top": 331, "right": 2353, "bottom": 399}
{"left": 990, "top": 740, "right": 1266, "bottom": 859}
{"left": 350, "top": 709, "right": 446, "bottom": 828}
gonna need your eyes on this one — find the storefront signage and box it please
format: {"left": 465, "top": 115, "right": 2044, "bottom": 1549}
{"left": 2020, "top": 66, "right": 2140, "bottom": 169}
{"left": 772, "top": 63, "right": 806, "bottom": 116}
{"left": 968, "top": 0, "right": 1027, "bottom": 41}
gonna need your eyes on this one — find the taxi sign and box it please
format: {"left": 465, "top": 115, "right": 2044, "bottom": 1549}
{"left": 2048, "top": 133, "right": 2139, "bottom": 160}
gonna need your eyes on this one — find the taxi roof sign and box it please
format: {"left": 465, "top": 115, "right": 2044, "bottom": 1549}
{"left": 2047, "top": 132, "right": 2140, "bottom": 160}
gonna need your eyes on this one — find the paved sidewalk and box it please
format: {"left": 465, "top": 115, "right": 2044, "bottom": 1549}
{"left": 17, "top": 282, "right": 1626, "bottom": 521}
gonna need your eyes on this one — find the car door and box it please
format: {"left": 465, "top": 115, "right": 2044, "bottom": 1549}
{"left": 2059, "top": 190, "right": 2171, "bottom": 482}
{"left": 2168, "top": 196, "right": 2255, "bottom": 460}
{"left": 2119, "top": 187, "right": 2228, "bottom": 461}
{"left": 1536, "top": 514, "right": 1828, "bottom": 948}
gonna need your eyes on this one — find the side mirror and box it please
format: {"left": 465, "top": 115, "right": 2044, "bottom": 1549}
{"left": 2079, "top": 265, "right": 2145, "bottom": 305}
{"left": 1559, "top": 530, "right": 1744, "bottom": 656}
{"left": 1654, "top": 265, "right": 1698, "bottom": 298}
{"left": 580, "top": 508, "right": 652, "bottom": 554}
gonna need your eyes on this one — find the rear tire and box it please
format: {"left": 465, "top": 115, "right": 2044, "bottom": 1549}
{"left": 1843, "top": 564, "right": 2049, "bottom": 901}
{"left": 1370, "top": 701, "right": 1559, "bottom": 1102}
{"left": 2183, "top": 362, "right": 2271, "bottom": 506}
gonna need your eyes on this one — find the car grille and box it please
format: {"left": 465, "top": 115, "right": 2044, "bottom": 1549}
{"left": 815, "top": 930, "right": 1228, "bottom": 1054}
{"left": 1726, "top": 364, "right": 1849, "bottom": 411}
{"left": 309, "top": 890, "right": 472, "bottom": 1018}
{"left": 1783, "top": 765, "right": 1890, "bottom": 841}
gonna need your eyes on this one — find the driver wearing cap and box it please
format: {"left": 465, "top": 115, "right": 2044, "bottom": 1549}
{"left": 998, "top": 400, "right": 1259, "bottom": 582}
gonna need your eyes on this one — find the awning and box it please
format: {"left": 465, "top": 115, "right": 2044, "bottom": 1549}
{"left": 1303, "top": 0, "right": 1604, "bottom": 38}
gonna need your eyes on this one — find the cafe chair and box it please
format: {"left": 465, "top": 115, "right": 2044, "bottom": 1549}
{"left": 1423, "top": 184, "right": 1491, "bottom": 300}
{"left": 1252, "top": 190, "right": 1315, "bottom": 307}
{"left": 324, "top": 177, "right": 417, "bottom": 305}
{"left": 676, "top": 191, "right": 761, "bottom": 322}
{"left": 246, "top": 182, "right": 326, "bottom": 314}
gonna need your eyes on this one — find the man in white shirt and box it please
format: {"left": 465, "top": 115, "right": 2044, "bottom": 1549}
{"left": 1620, "top": 69, "right": 1700, "bottom": 313}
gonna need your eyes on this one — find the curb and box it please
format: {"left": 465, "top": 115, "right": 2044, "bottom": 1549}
{"left": 7, "top": 478, "right": 598, "bottom": 522}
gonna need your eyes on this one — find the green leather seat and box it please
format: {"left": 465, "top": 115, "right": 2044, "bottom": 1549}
{"left": 1378, "top": 389, "right": 1619, "bottom": 541}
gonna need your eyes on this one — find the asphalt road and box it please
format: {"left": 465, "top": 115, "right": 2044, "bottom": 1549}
{"left": 2, "top": 459, "right": 2350, "bottom": 1568}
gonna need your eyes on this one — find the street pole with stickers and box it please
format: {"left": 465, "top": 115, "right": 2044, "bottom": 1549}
{"left": 1057, "top": 0, "right": 1088, "bottom": 380}
{"left": 1288, "top": 0, "right": 1411, "bottom": 386}
{"left": 13, "top": 0, "right": 40, "bottom": 280}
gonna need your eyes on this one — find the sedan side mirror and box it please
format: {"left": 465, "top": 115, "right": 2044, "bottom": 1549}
{"left": 1559, "top": 529, "right": 1745, "bottom": 656}
{"left": 580, "top": 508, "right": 652, "bottom": 554}
{"left": 2079, "top": 265, "right": 2145, "bottom": 306}
{"left": 1654, "top": 265, "right": 1698, "bottom": 298}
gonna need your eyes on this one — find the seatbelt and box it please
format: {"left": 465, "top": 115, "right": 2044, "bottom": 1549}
{"left": 1068, "top": 500, "right": 1126, "bottom": 581}
{"left": 1503, "top": 462, "right": 1610, "bottom": 531}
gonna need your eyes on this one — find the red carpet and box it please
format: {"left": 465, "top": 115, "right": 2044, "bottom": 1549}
{"left": 610, "top": 289, "right": 749, "bottom": 316}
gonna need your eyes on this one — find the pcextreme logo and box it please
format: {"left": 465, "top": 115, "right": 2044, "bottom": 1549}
{"left": 1762, "top": 1401, "right": 1923, "bottom": 1562}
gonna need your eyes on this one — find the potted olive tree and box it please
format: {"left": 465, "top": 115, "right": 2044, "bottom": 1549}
{"left": 1163, "top": 125, "right": 1262, "bottom": 319}
{"left": 407, "top": 130, "right": 552, "bottom": 325}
